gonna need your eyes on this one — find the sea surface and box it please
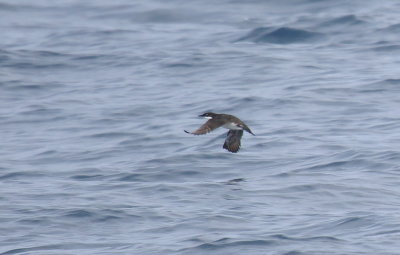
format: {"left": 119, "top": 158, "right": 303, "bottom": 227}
{"left": 1, "top": 0, "right": 400, "bottom": 254}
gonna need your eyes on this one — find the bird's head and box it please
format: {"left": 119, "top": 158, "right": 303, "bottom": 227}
{"left": 199, "top": 112, "right": 216, "bottom": 119}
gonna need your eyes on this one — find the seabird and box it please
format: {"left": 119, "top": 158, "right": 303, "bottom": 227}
{"left": 185, "top": 112, "right": 255, "bottom": 153}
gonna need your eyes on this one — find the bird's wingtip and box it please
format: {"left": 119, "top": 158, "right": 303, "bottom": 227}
{"left": 184, "top": 130, "right": 190, "bottom": 134}
{"left": 247, "top": 130, "right": 255, "bottom": 136}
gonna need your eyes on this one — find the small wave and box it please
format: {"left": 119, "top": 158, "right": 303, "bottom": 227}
{"left": 371, "top": 45, "right": 400, "bottom": 52}
{"left": 63, "top": 208, "right": 141, "bottom": 223}
{"left": 331, "top": 216, "right": 376, "bottom": 231}
{"left": 3, "top": 61, "right": 70, "bottom": 69}
{"left": 224, "top": 178, "right": 245, "bottom": 185}
{"left": 130, "top": 8, "right": 205, "bottom": 23}
{"left": 70, "top": 174, "right": 106, "bottom": 181}
{"left": 381, "top": 78, "right": 400, "bottom": 84}
{"left": 35, "top": 150, "right": 58, "bottom": 156}
{"left": 0, "top": 171, "right": 43, "bottom": 180}
{"left": 0, "top": 3, "right": 18, "bottom": 10}
{"left": 374, "top": 151, "right": 400, "bottom": 161}
{"left": 0, "top": 242, "right": 132, "bottom": 255}
{"left": 2, "top": 80, "right": 64, "bottom": 94}
{"left": 163, "top": 62, "right": 195, "bottom": 68}
{"left": 87, "top": 132, "right": 135, "bottom": 139}
{"left": 306, "top": 160, "right": 349, "bottom": 170}
{"left": 33, "top": 50, "right": 68, "bottom": 58}
{"left": 193, "top": 238, "right": 275, "bottom": 250}
{"left": 237, "top": 27, "right": 324, "bottom": 44}
{"left": 116, "top": 173, "right": 145, "bottom": 182}
{"left": 184, "top": 234, "right": 340, "bottom": 253}
{"left": 269, "top": 234, "right": 341, "bottom": 242}
{"left": 0, "top": 245, "right": 61, "bottom": 255}
{"left": 359, "top": 79, "right": 400, "bottom": 93}
{"left": 0, "top": 49, "right": 74, "bottom": 70}
{"left": 117, "top": 166, "right": 204, "bottom": 182}
{"left": 21, "top": 107, "right": 62, "bottom": 116}
{"left": 64, "top": 209, "right": 94, "bottom": 218}
{"left": 368, "top": 229, "right": 400, "bottom": 236}
{"left": 378, "top": 23, "right": 400, "bottom": 33}
{"left": 319, "top": 14, "right": 365, "bottom": 28}
{"left": 282, "top": 251, "right": 306, "bottom": 255}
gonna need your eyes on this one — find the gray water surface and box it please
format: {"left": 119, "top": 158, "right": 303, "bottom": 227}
{"left": 1, "top": 0, "right": 400, "bottom": 254}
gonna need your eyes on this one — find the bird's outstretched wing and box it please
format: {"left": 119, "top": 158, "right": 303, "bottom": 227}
{"left": 223, "top": 130, "right": 243, "bottom": 153}
{"left": 185, "top": 119, "right": 225, "bottom": 135}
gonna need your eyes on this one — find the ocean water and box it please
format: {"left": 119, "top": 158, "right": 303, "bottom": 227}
{"left": 1, "top": 0, "right": 400, "bottom": 254}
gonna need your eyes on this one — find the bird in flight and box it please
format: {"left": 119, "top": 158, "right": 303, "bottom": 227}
{"left": 185, "top": 112, "right": 255, "bottom": 153}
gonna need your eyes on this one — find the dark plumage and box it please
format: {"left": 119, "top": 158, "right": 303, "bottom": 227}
{"left": 185, "top": 112, "right": 254, "bottom": 153}
{"left": 223, "top": 130, "right": 243, "bottom": 153}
